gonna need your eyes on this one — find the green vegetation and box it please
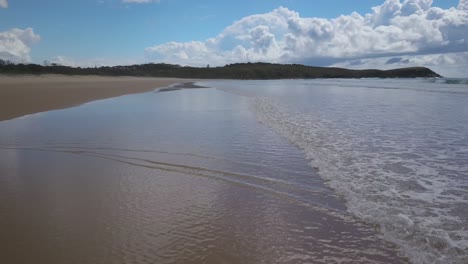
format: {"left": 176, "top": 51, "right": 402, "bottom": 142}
{"left": 0, "top": 60, "right": 441, "bottom": 79}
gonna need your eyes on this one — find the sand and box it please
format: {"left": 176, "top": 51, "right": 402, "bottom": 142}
{"left": 0, "top": 74, "right": 193, "bottom": 122}
{"left": 0, "top": 85, "right": 406, "bottom": 264}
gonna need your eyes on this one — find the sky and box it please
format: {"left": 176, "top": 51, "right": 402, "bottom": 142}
{"left": 1, "top": 0, "right": 467, "bottom": 77}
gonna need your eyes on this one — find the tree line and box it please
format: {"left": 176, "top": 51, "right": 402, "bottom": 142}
{"left": 0, "top": 60, "right": 441, "bottom": 79}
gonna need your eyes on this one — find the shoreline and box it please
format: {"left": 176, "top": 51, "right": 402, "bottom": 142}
{"left": 0, "top": 82, "right": 407, "bottom": 263}
{"left": 0, "top": 75, "right": 195, "bottom": 122}
{"left": 155, "top": 82, "right": 210, "bottom": 92}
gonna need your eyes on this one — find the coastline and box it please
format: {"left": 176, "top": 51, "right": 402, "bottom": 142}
{"left": 0, "top": 74, "right": 194, "bottom": 122}
{"left": 0, "top": 84, "right": 407, "bottom": 263}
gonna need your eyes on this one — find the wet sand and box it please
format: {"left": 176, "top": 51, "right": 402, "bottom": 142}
{"left": 0, "top": 75, "right": 192, "bottom": 121}
{"left": 156, "top": 82, "right": 210, "bottom": 92}
{"left": 0, "top": 87, "right": 407, "bottom": 264}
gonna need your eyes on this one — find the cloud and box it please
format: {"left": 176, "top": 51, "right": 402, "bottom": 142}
{"left": 459, "top": 0, "right": 468, "bottom": 10}
{"left": 0, "top": 0, "right": 8, "bottom": 8}
{"left": 145, "top": 0, "right": 468, "bottom": 74}
{"left": 122, "top": 0, "right": 160, "bottom": 3}
{"left": 385, "top": 57, "right": 410, "bottom": 64}
{"left": 332, "top": 52, "right": 468, "bottom": 77}
{"left": 145, "top": 7, "right": 296, "bottom": 66}
{"left": 0, "top": 28, "right": 41, "bottom": 62}
{"left": 48, "top": 55, "right": 144, "bottom": 68}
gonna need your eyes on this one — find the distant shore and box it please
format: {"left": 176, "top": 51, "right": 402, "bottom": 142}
{"left": 0, "top": 62, "right": 442, "bottom": 79}
{"left": 0, "top": 75, "right": 193, "bottom": 122}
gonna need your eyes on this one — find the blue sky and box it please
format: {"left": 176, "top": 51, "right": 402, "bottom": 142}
{"left": 1, "top": 0, "right": 467, "bottom": 76}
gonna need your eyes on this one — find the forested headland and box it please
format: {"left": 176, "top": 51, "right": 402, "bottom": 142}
{"left": 0, "top": 60, "right": 441, "bottom": 79}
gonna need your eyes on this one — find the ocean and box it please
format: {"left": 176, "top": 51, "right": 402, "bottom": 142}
{"left": 206, "top": 78, "right": 468, "bottom": 263}
{"left": 0, "top": 78, "right": 466, "bottom": 263}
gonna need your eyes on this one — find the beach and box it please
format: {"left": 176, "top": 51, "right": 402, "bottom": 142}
{"left": 0, "top": 80, "right": 408, "bottom": 264}
{"left": 1, "top": 78, "right": 466, "bottom": 263}
{"left": 0, "top": 75, "right": 191, "bottom": 121}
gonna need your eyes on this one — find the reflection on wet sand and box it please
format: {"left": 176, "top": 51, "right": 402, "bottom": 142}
{"left": 0, "top": 88, "right": 406, "bottom": 263}
{"left": 156, "top": 82, "right": 210, "bottom": 93}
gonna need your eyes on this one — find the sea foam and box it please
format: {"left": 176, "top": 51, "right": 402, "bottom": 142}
{"left": 212, "top": 79, "right": 468, "bottom": 264}
{"left": 252, "top": 95, "right": 467, "bottom": 264}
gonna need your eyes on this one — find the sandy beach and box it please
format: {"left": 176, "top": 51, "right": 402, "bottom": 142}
{"left": 0, "top": 75, "right": 191, "bottom": 122}
{"left": 0, "top": 84, "right": 406, "bottom": 264}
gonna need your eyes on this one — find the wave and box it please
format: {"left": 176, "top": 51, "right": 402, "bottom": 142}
{"left": 0, "top": 144, "right": 344, "bottom": 216}
{"left": 425, "top": 78, "right": 468, "bottom": 85}
{"left": 250, "top": 96, "right": 468, "bottom": 264}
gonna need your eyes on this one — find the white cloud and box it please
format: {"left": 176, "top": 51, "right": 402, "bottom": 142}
{"left": 0, "top": 0, "right": 8, "bottom": 8}
{"left": 122, "top": 0, "right": 160, "bottom": 3}
{"left": 49, "top": 55, "right": 144, "bottom": 68}
{"left": 331, "top": 52, "right": 468, "bottom": 78}
{"left": 459, "top": 0, "right": 468, "bottom": 10}
{"left": 0, "top": 28, "right": 41, "bottom": 62}
{"left": 145, "top": 0, "right": 468, "bottom": 75}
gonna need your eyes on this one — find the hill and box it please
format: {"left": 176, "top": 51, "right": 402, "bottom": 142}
{"left": 0, "top": 60, "right": 442, "bottom": 79}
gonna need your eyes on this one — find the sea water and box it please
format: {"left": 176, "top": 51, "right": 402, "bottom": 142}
{"left": 204, "top": 78, "right": 468, "bottom": 264}
{"left": 0, "top": 85, "right": 404, "bottom": 264}
{"left": 0, "top": 78, "right": 466, "bottom": 264}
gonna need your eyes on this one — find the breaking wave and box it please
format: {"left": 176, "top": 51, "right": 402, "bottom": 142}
{"left": 251, "top": 95, "right": 468, "bottom": 264}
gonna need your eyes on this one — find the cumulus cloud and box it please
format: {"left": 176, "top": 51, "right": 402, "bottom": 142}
{"left": 0, "top": 28, "right": 41, "bottom": 62}
{"left": 122, "top": 0, "right": 160, "bottom": 3}
{"left": 0, "top": 0, "right": 8, "bottom": 8}
{"left": 459, "top": 0, "right": 468, "bottom": 10}
{"left": 145, "top": 0, "right": 468, "bottom": 75}
{"left": 332, "top": 52, "right": 468, "bottom": 77}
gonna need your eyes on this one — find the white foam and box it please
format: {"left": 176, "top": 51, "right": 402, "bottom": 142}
{"left": 249, "top": 89, "right": 468, "bottom": 264}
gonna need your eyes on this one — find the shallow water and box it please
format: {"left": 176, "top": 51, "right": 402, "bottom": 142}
{"left": 0, "top": 87, "right": 404, "bottom": 263}
{"left": 205, "top": 78, "right": 468, "bottom": 264}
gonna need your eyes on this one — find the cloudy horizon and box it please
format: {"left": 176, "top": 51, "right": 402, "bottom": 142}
{"left": 1, "top": 0, "right": 467, "bottom": 77}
